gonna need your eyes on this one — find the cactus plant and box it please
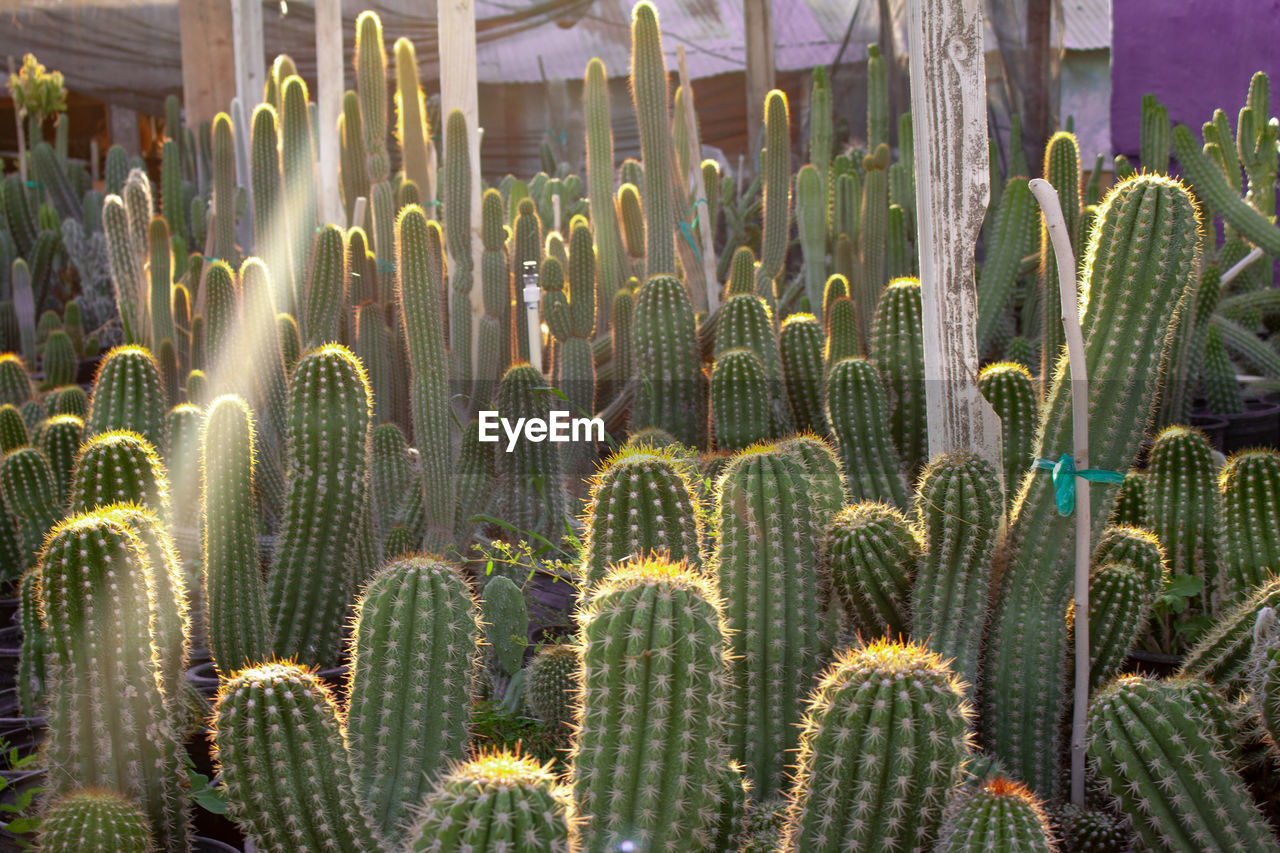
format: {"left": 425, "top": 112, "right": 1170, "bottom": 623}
{"left": 934, "top": 777, "right": 1057, "bottom": 853}
{"left": 303, "top": 224, "right": 347, "bottom": 348}
{"left": 779, "top": 313, "right": 827, "bottom": 433}
{"left": 38, "top": 788, "right": 156, "bottom": 853}
{"left": 17, "top": 564, "right": 46, "bottom": 716}
{"left": 757, "top": 90, "right": 791, "bottom": 306}
{"left": 1220, "top": 449, "right": 1280, "bottom": 604}
{"left": 633, "top": 273, "right": 705, "bottom": 449}
{"left": 824, "top": 357, "right": 909, "bottom": 507}
{"left": 1107, "top": 470, "right": 1148, "bottom": 528}
{"left": 0, "top": 403, "right": 27, "bottom": 451}
{"left": 984, "top": 175, "right": 1200, "bottom": 795}
{"left": 213, "top": 662, "right": 382, "bottom": 852}
{"left": 444, "top": 109, "right": 475, "bottom": 385}
{"left": 394, "top": 37, "right": 432, "bottom": 203}
{"left": 0, "top": 445, "right": 62, "bottom": 572}
{"left": 86, "top": 345, "right": 166, "bottom": 453}
{"left": 280, "top": 75, "right": 316, "bottom": 309}
{"left": 870, "top": 277, "right": 927, "bottom": 475}
{"left": 346, "top": 555, "right": 479, "bottom": 840}
{"left": 715, "top": 291, "right": 789, "bottom": 435}
{"left": 404, "top": 749, "right": 572, "bottom": 853}
{"left": 572, "top": 556, "right": 730, "bottom": 852}
{"left": 712, "top": 348, "right": 771, "bottom": 452}
{"left": 1181, "top": 576, "right": 1280, "bottom": 698}
{"left": 780, "top": 640, "right": 973, "bottom": 852}
{"left": 1086, "top": 674, "right": 1280, "bottom": 852}
{"left": 493, "top": 364, "right": 566, "bottom": 544}
{"left": 211, "top": 113, "right": 238, "bottom": 267}
{"left": 525, "top": 641, "right": 579, "bottom": 739}
{"left": 584, "top": 58, "right": 626, "bottom": 315}
{"left": 1038, "top": 132, "right": 1082, "bottom": 386}
{"left": 978, "top": 361, "right": 1039, "bottom": 509}
{"left": 1085, "top": 561, "right": 1153, "bottom": 692}
{"left": 976, "top": 185, "right": 1035, "bottom": 355}
{"left": 630, "top": 2, "right": 675, "bottom": 276}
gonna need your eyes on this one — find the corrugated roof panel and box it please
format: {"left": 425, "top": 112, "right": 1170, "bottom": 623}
{"left": 1063, "top": 0, "right": 1110, "bottom": 50}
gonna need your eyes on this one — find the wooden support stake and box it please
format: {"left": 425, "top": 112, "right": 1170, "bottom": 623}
{"left": 906, "top": 0, "right": 1003, "bottom": 480}
{"left": 315, "top": 0, "right": 344, "bottom": 226}
{"left": 677, "top": 46, "right": 720, "bottom": 314}
{"left": 90, "top": 138, "right": 100, "bottom": 185}
{"left": 1030, "top": 177, "right": 1088, "bottom": 808}
{"left": 744, "top": 0, "right": 775, "bottom": 167}
{"left": 230, "top": 0, "right": 265, "bottom": 120}
{"left": 178, "top": 0, "right": 236, "bottom": 126}
{"left": 438, "top": 0, "right": 485, "bottom": 376}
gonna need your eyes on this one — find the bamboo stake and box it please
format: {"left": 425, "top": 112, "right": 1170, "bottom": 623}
{"left": 677, "top": 45, "right": 719, "bottom": 314}
{"left": 1030, "top": 176, "right": 1088, "bottom": 807}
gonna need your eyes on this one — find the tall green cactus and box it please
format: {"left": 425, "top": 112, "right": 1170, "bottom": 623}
{"left": 779, "top": 313, "right": 827, "bottom": 434}
{"left": 395, "top": 37, "right": 432, "bottom": 202}
{"left": 712, "top": 348, "right": 771, "bottom": 452}
{"left": 40, "top": 511, "right": 191, "bottom": 853}
{"left": 984, "top": 174, "right": 1200, "bottom": 796}
{"left": 546, "top": 219, "right": 597, "bottom": 462}
{"left": 1, "top": 445, "right": 60, "bottom": 573}
{"left": 976, "top": 176, "right": 1035, "bottom": 355}
{"left": 38, "top": 788, "right": 156, "bottom": 853}
{"left": 478, "top": 187, "right": 511, "bottom": 399}
{"left": 796, "top": 163, "right": 827, "bottom": 312}
{"left": 780, "top": 640, "right": 972, "bottom": 852}
{"left": 715, "top": 291, "right": 789, "bottom": 436}
{"left": 347, "top": 555, "right": 479, "bottom": 840}
{"left": 202, "top": 395, "right": 271, "bottom": 676}
{"left": 978, "top": 361, "right": 1039, "bottom": 510}
{"left": 714, "top": 444, "right": 825, "bottom": 799}
{"left": 304, "top": 224, "right": 347, "bottom": 347}
{"left": 572, "top": 556, "right": 730, "bottom": 852}
{"left": 1220, "top": 449, "right": 1280, "bottom": 604}
{"left": 280, "top": 75, "right": 315, "bottom": 312}
{"left": 870, "top": 277, "right": 927, "bottom": 475}
{"left": 581, "top": 444, "right": 702, "bottom": 589}
{"left": 858, "top": 145, "right": 890, "bottom": 346}
{"left": 1086, "top": 561, "right": 1153, "bottom": 691}
{"left": 444, "top": 109, "right": 475, "bottom": 385}
{"left": 493, "top": 364, "right": 566, "bottom": 544}
{"left": 1038, "top": 132, "right": 1082, "bottom": 387}
{"left": 68, "top": 430, "right": 170, "bottom": 522}
{"left": 866, "top": 43, "right": 889, "bottom": 150}
{"left": 405, "top": 749, "right": 572, "bottom": 853}
{"left": 757, "top": 90, "right": 791, "bottom": 306}
{"left": 934, "top": 777, "right": 1056, "bottom": 853}
{"left": 824, "top": 356, "right": 909, "bottom": 507}
{"left": 86, "top": 345, "right": 166, "bottom": 453}
{"left": 1087, "top": 675, "right": 1280, "bottom": 852}
{"left": 1181, "top": 577, "right": 1280, "bottom": 698}
{"left": 397, "top": 205, "right": 455, "bottom": 550}
{"left": 912, "top": 451, "right": 1002, "bottom": 691}
{"left": 584, "top": 57, "right": 626, "bottom": 315}
{"left": 213, "top": 662, "right": 382, "bottom": 852}
{"left": 633, "top": 273, "right": 705, "bottom": 448}
{"left": 630, "top": 2, "right": 675, "bottom": 276}
{"left": 820, "top": 501, "right": 919, "bottom": 639}
{"left": 266, "top": 344, "right": 370, "bottom": 667}
{"left": 103, "top": 194, "right": 146, "bottom": 345}
{"left": 211, "top": 112, "right": 238, "bottom": 266}
{"left": 1140, "top": 93, "right": 1171, "bottom": 174}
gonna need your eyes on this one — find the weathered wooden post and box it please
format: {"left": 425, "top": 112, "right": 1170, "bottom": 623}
{"left": 906, "top": 0, "right": 1004, "bottom": 482}
{"left": 230, "top": 0, "right": 264, "bottom": 121}
{"left": 438, "top": 0, "right": 485, "bottom": 374}
{"left": 315, "top": 0, "right": 344, "bottom": 225}
{"left": 744, "top": 0, "right": 775, "bottom": 166}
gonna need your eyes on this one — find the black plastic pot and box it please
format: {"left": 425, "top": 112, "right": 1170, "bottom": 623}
{"left": 0, "top": 597, "right": 19, "bottom": 631}
{"left": 195, "top": 837, "right": 243, "bottom": 852}
{"left": 75, "top": 354, "right": 102, "bottom": 386}
{"left": 186, "top": 660, "right": 221, "bottom": 701}
{"left": 0, "top": 627, "right": 20, "bottom": 699}
{"left": 0, "top": 716, "right": 45, "bottom": 766}
{"left": 1215, "top": 399, "right": 1280, "bottom": 454}
{"left": 1124, "top": 649, "right": 1184, "bottom": 678}
{"left": 1188, "top": 413, "right": 1230, "bottom": 453}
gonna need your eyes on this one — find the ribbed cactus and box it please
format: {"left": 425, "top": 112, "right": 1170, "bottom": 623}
{"left": 1145, "top": 425, "right": 1223, "bottom": 622}
{"left": 757, "top": 90, "right": 791, "bottom": 306}
{"left": 1172, "top": 122, "right": 1280, "bottom": 258}
{"left": 1250, "top": 607, "right": 1280, "bottom": 758}
{"left": 1091, "top": 522, "right": 1166, "bottom": 605}
{"left": 796, "top": 163, "right": 827, "bottom": 312}
{"left": 346, "top": 555, "right": 479, "bottom": 840}
{"left": 201, "top": 395, "right": 271, "bottom": 676}
{"left": 780, "top": 640, "right": 972, "bottom": 852}
{"left": 0, "top": 353, "right": 30, "bottom": 407}
{"left": 512, "top": 198, "right": 543, "bottom": 362}
{"left": 581, "top": 444, "right": 702, "bottom": 588}
{"left": 280, "top": 75, "right": 315, "bottom": 310}
{"left": 38, "top": 788, "right": 156, "bottom": 853}
{"left": 478, "top": 188, "right": 510, "bottom": 400}
{"left": 405, "top": 750, "right": 572, "bottom": 853}
{"left": 481, "top": 575, "right": 526, "bottom": 685}
{"left": 493, "top": 364, "right": 566, "bottom": 544}
{"left": 1139, "top": 93, "right": 1171, "bottom": 173}
{"left": 1086, "top": 561, "right": 1152, "bottom": 692}
{"left": 213, "top": 662, "right": 382, "bottom": 852}
{"left": 1, "top": 446, "right": 61, "bottom": 572}
{"left": 977, "top": 361, "right": 1039, "bottom": 512}
{"left": 1038, "top": 131, "right": 1082, "bottom": 386}
{"left": 0, "top": 403, "right": 26, "bottom": 451}
{"left": 395, "top": 37, "right": 432, "bottom": 202}
{"left": 454, "top": 417, "right": 494, "bottom": 544}
{"left": 1181, "top": 577, "right": 1280, "bottom": 698}
{"left": 211, "top": 112, "right": 238, "bottom": 267}
{"left": 45, "top": 384, "right": 88, "bottom": 420}
{"left": 572, "top": 557, "right": 729, "bottom": 852}
{"left": 870, "top": 277, "right": 927, "bottom": 475}
{"left": 301, "top": 224, "right": 346, "bottom": 348}
{"left": 1220, "top": 449, "right": 1280, "bottom": 604}
{"left": 584, "top": 58, "right": 626, "bottom": 314}
{"left": 977, "top": 177, "right": 1035, "bottom": 356}
{"left": 86, "top": 345, "right": 165, "bottom": 453}
{"left": 633, "top": 273, "right": 705, "bottom": 448}
{"left": 712, "top": 348, "right": 770, "bottom": 452}
{"left": 1052, "top": 803, "right": 1130, "bottom": 853}
{"left": 824, "top": 357, "right": 909, "bottom": 507}
{"left": 444, "top": 109, "right": 475, "bottom": 385}
{"left": 1087, "top": 674, "right": 1280, "bottom": 852}
{"left": 340, "top": 91, "right": 370, "bottom": 224}
{"left": 40, "top": 511, "right": 190, "bottom": 853}
{"left": 17, "top": 564, "right": 45, "bottom": 716}
{"left": 40, "top": 329, "right": 76, "bottom": 391}
{"left": 912, "top": 451, "right": 1002, "bottom": 691}
{"left": 934, "top": 777, "right": 1056, "bottom": 853}
{"left": 1107, "top": 469, "right": 1148, "bottom": 528}
{"left": 546, "top": 220, "right": 597, "bottom": 466}
{"left": 715, "top": 444, "right": 825, "bottom": 799}
{"left": 525, "top": 641, "right": 579, "bottom": 738}
{"left": 266, "top": 344, "right": 370, "bottom": 667}
{"left": 103, "top": 194, "right": 146, "bottom": 345}
{"left": 617, "top": 182, "right": 645, "bottom": 260}
{"left": 715, "top": 291, "right": 789, "bottom": 435}
{"left": 858, "top": 146, "right": 890, "bottom": 345}
{"left": 397, "top": 205, "right": 455, "bottom": 550}
{"left": 984, "top": 175, "right": 1200, "bottom": 796}
{"left": 630, "top": 2, "right": 675, "bottom": 276}
{"left": 779, "top": 313, "right": 827, "bottom": 433}
{"left": 610, "top": 285, "right": 634, "bottom": 389}
{"left": 68, "top": 430, "right": 170, "bottom": 523}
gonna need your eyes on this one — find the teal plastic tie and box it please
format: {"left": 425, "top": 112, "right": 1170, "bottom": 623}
{"left": 678, "top": 197, "right": 708, "bottom": 263}
{"left": 1034, "top": 453, "right": 1125, "bottom": 516}
{"left": 376, "top": 259, "right": 396, "bottom": 274}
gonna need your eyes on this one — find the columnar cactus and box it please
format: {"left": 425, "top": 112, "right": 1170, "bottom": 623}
{"left": 41, "top": 328, "right": 76, "bottom": 390}
{"left": 581, "top": 444, "right": 703, "bottom": 588}
{"left": 525, "top": 641, "right": 579, "bottom": 739}
{"left": 978, "top": 361, "right": 1038, "bottom": 509}
{"left": 346, "top": 555, "right": 479, "bottom": 840}
{"left": 779, "top": 313, "right": 827, "bottom": 434}
{"left": 630, "top": 2, "right": 675, "bottom": 276}
{"left": 1181, "top": 577, "right": 1280, "bottom": 698}
{"left": 1038, "top": 131, "right": 1082, "bottom": 386}
{"left": 714, "top": 444, "right": 825, "bottom": 799}
{"left": 512, "top": 198, "right": 543, "bottom": 363}
{"left": 454, "top": 418, "right": 494, "bottom": 544}
{"left": 394, "top": 37, "right": 432, "bottom": 202}
{"left": 444, "top": 109, "right": 475, "bottom": 385}
{"left": 977, "top": 178, "right": 1035, "bottom": 355}
{"left": 38, "top": 788, "right": 156, "bottom": 853}
{"left": 0, "top": 354, "right": 32, "bottom": 407}
{"left": 45, "top": 384, "right": 88, "bottom": 419}
{"left": 404, "top": 750, "right": 572, "bottom": 853}
{"left": 304, "top": 224, "right": 347, "bottom": 348}
{"left": 0, "top": 404, "right": 26, "bottom": 451}
{"left": 1086, "top": 561, "right": 1153, "bottom": 691}
{"left": 757, "top": 90, "right": 791, "bottom": 306}
{"left": 584, "top": 57, "right": 626, "bottom": 314}
{"left": 1052, "top": 803, "right": 1131, "bottom": 853}
{"left": 202, "top": 395, "right": 271, "bottom": 676}
{"left": 870, "top": 277, "right": 927, "bottom": 475}
{"left": 984, "top": 175, "right": 1200, "bottom": 795}
{"left": 86, "top": 345, "right": 166, "bottom": 453}
{"left": 478, "top": 188, "right": 511, "bottom": 400}
{"left": 493, "top": 364, "right": 566, "bottom": 544}
{"left": 250, "top": 103, "right": 283, "bottom": 268}
{"left": 824, "top": 357, "right": 909, "bottom": 508}
{"left": 213, "top": 662, "right": 382, "bottom": 852}
{"left": 68, "top": 430, "right": 171, "bottom": 520}
{"left": 340, "top": 91, "right": 370, "bottom": 225}
{"left": 712, "top": 348, "right": 771, "bottom": 452}
{"left": 797, "top": 163, "right": 827, "bottom": 312}
{"left": 211, "top": 113, "right": 238, "bottom": 267}
{"left": 40, "top": 511, "right": 191, "bottom": 853}
{"left": 397, "top": 205, "right": 455, "bottom": 551}
{"left": 481, "top": 575, "right": 527, "bottom": 694}
{"left": 18, "top": 565, "right": 45, "bottom": 716}
{"left": 715, "top": 291, "right": 789, "bottom": 435}
{"left": 1107, "top": 469, "right": 1148, "bottom": 528}
{"left": 280, "top": 75, "right": 316, "bottom": 306}
{"left": 572, "top": 557, "right": 730, "bottom": 852}
{"left": 0, "top": 446, "right": 62, "bottom": 571}
{"left": 858, "top": 145, "right": 890, "bottom": 344}
{"left": 912, "top": 451, "right": 1002, "bottom": 691}
{"left": 1087, "top": 675, "right": 1280, "bottom": 852}
{"left": 266, "top": 344, "right": 371, "bottom": 667}
{"left": 1220, "top": 449, "right": 1280, "bottom": 604}
{"left": 633, "top": 273, "right": 705, "bottom": 448}
{"left": 780, "top": 640, "right": 972, "bottom": 852}
{"left": 546, "top": 219, "right": 597, "bottom": 465}
{"left": 934, "top": 777, "right": 1057, "bottom": 853}
{"left": 103, "top": 194, "right": 147, "bottom": 345}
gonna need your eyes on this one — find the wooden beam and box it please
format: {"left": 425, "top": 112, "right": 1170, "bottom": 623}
{"left": 315, "top": 0, "right": 344, "bottom": 225}
{"left": 907, "top": 0, "right": 1003, "bottom": 479}
{"left": 178, "top": 0, "right": 236, "bottom": 126}
{"left": 438, "top": 0, "right": 484, "bottom": 372}
{"left": 109, "top": 104, "right": 140, "bottom": 158}
{"left": 230, "top": 0, "right": 265, "bottom": 115}
{"left": 744, "top": 0, "right": 775, "bottom": 165}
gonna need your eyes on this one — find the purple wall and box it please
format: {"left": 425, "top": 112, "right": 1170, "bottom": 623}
{"left": 1111, "top": 0, "right": 1280, "bottom": 156}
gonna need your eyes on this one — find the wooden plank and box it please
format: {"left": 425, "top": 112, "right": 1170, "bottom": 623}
{"left": 906, "top": 0, "right": 1003, "bottom": 480}
{"left": 677, "top": 46, "right": 719, "bottom": 314}
{"left": 109, "top": 104, "right": 140, "bottom": 158}
{"left": 178, "top": 0, "right": 236, "bottom": 126}
{"left": 438, "top": 0, "right": 484, "bottom": 372}
{"left": 315, "top": 0, "right": 344, "bottom": 226}
{"left": 230, "top": 0, "right": 264, "bottom": 116}
{"left": 744, "top": 0, "right": 775, "bottom": 165}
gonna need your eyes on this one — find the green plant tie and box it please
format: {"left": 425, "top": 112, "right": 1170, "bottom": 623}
{"left": 377, "top": 259, "right": 396, "bottom": 273}
{"left": 1034, "top": 453, "right": 1125, "bottom": 516}
{"left": 25, "top": 182, "right": 42, "bottom": 189}
{"left": 678, "top": 197, "right": 707, "bottom": 263}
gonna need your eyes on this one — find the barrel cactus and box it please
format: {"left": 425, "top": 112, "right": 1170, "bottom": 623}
{"left": 38, "top": 788, "right": 155, "bottom": 853}
{"left": 934, "top": 777, "right": 1057, "bottom": 852}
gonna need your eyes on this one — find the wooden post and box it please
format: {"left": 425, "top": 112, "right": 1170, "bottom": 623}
{"left": 315, "top": 0, "right": 344, "bottom": 225}
{"left": 178, "top": 0, "right": 236, "bottom": 126}
{"left": 907, "top": 0, "right": 1004, "bottom": 480}
{"left": 438, "top": 0, "right": 484, "bottom": 375}
{"left": 109, "top": 105, "right": 140, "bottom": 158}
{"left": 677, "top": 46, "right": 720, "bottom": 314}
{"left": 744, "top": 0, "right": 775, "bottom": 165}
{"left": 230, "top": 0, "right": 264, "bottom": 120}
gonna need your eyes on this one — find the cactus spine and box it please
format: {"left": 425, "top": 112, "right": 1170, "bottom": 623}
{"left": 38, "top": 788, "right": 156, "bottom": 853}
{"left": 934, "top": 777, "right": 1057, "bottom": 853}
{"left": 780, "top": 640, "right": 972, "bottom": 852}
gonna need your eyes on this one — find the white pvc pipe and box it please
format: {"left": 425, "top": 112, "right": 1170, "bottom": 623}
{"left": 522, "top": 261, "right": 542, "bottom": 373}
